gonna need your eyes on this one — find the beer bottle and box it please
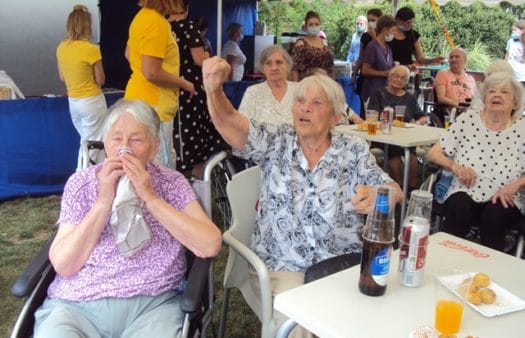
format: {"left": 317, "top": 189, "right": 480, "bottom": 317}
{"left": 358, "top": 185, "right": 395, "bottom": 296}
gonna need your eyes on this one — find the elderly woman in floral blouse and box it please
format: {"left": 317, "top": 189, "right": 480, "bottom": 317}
{"left": 203, "top": 56, "right": 402, "bottom": 337}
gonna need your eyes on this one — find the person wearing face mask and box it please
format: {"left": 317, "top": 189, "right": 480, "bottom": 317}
{"left": 388, "top": 6, "right": 445, "bottom": 69}
{"left": 346, "top": 15, "right": 367, "bottom": 64}
{"left": 291, "top": 10, "right": 334, "bottom": 81}
{"left": 221, "top": 23, "right": 246, "bottom": 81}
{"left": 360, "top": 14, "right": 397, "bottom": 105}
{"left": 505, "top": 20, "right": 525, "bottom": 85}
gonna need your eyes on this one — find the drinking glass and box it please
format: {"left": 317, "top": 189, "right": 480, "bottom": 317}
{"left": 434, "top": 269, "right": 470, "bottom": 337}
{"left": 365, "top": 110, "right": 378, "bottom": 122}
{"left": 395, "top": 105, "right": 406, "bottom": 123}
{"left": 444, "top": 115, "right": 451, "bottom": 129}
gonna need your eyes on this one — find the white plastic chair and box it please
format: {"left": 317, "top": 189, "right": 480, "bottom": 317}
{"left": 217, "top": 165, "right": 277, "bottom": 338}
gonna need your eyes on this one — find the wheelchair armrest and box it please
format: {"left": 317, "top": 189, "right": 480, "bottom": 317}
{"left": 11, "top": 236, "right": 54, "bottom": 298}
{"left": 180, "top": 257, "right": 211, "bottom": 313}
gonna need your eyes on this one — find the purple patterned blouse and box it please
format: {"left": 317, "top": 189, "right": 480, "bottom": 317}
{"left": 47, "top": 162, "right": 196, "bottom": 301}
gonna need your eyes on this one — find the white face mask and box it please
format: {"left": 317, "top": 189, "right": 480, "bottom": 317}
{"left": 384, "top": 34, "right": 394, "bottom": 42}
{"left": 307, "top": 26, "right": 321, "bottom": 36}
{"left": 368, "top": 21, "right": 377, "bottom": 30}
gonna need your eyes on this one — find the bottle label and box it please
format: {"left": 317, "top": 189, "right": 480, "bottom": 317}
{"left": 370, "top": 246, "right": 392, "bottom": 286}
{"left": 376, "top": 194, "right": 389, "bottom": 214}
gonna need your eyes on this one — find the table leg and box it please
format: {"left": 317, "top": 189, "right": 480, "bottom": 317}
{"left": 383, "top": 144, "right": 389, "bottom": 171}
{"left": 401, "top": 147, "right": 410, "bottom": 225}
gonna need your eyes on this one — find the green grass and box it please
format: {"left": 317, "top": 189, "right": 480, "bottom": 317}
{"left": 0, "top": 194, "right": 259, "bottom": 337}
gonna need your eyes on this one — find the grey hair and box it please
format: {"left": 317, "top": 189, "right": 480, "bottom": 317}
{"left": 388, "top": 65, "right": 410, "bottom": 85}
{"left": 478, "top": 71, "right": 524, "bottom": 116}
{"left": 103, "top": 99, "right": 160, "bottom": 141}
{"left": 295, "top": 74, "right": 346, "bottom": 116}
{"left": 485, "top": 59, "right": 514, "bottom": 77}
{"left": 258, "top": 45, "right": 293, "bottom": 70}
{"left": 356, "top": 15, "right": 367, "bottom": 24}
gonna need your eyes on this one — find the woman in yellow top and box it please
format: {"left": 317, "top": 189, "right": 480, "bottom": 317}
{"left": 124, "top": 0, "right": 195, "bottom": 169}
{"left": 56, "top": 5, "right": 107, "bottom": 168}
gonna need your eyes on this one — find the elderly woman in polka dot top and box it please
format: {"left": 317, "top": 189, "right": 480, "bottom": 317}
{"left": 428, "top": 71, "right": 525, "bottom": 252}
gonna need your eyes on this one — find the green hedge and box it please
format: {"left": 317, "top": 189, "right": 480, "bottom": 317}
{"left": 259, "top": 0, "right": 519, "bottom": 71}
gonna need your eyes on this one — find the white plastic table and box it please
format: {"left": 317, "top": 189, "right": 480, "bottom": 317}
{"left": 334, "top": 124, "right": 444, "bottom": 224}
{"left": 274, "top": 232, "right": 525, "bottom": 338}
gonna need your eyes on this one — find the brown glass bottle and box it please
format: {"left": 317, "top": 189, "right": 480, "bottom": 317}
{"left": 358, "top": 186, "right": 395, "bottom": 296}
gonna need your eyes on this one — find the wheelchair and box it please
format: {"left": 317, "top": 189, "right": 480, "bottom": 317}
{"left": 10, "top": 141, "right": 215, "bottom": 338}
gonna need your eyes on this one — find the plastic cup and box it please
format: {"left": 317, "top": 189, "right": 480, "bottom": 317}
{"left": 395, "top": 105, "right": 406, "bottom": 119}
{"left": 444, "top": 115, "right": 451, "bottom": 129}
{"left": 365, "top": 110, "right": 379, "bottom": 123}
{"left": 434, "top": 269, "right": 470, "bottom": 337}
{"left": 367, "top": 121, "right": 378, "bottom": 135}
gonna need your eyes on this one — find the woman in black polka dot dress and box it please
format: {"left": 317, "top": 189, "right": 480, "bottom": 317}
{"left": 169, "top": 0, "right": 226, "bottom": 176}
{"left": 428, "top": 71, "right": 525, "bottom": 252}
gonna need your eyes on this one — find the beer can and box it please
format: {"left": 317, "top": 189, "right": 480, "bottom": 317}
{"left": 398, "top": 216, "right": 430, "bottom": 287}
{"left": 382, "top": 107, "right": 393, "bottom": 134}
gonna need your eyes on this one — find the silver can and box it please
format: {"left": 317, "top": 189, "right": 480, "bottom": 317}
{"left": 398, "top": 216, "right": 430, "bottom": 287}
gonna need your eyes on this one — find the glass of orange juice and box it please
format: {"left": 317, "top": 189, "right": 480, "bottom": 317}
{"left": 434, "top": 269, "right": 469, "bottom": 337}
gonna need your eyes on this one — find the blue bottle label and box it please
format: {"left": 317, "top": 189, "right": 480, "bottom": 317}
{"left": 376, "top": 194, "right": 389, "bottom": 214}
{"left": 370, "top": 246, "right": 392, "bottom": 286}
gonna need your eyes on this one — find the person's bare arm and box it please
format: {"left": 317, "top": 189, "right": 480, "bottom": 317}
{"left": 428, "top": 142, "right": 476, "bottom": 187}
{"left": 202, "top": 57, "right": 249, "bottom": 150}
{"left": 93, "top": 60, "right": 105, "bottom": 87}
{"left": 142, "top": 55, "right": 195, "bottom": 96}
{"left": 435, "top": 83, "right": 458, "bottom": 107}
{"left": 190, "top": 46, "right": 209, "bottom": 67}
{"left": 49, "top": 157, "right": 125, "bottom": 277}
{"left": 362, "top": 62, "right": 389, "bottom": 77}
{"left": 57, "top": 61, "right": 64, "bottom": 82}
{"left": 414, "top": 39, "right": 446, "bottom": 65}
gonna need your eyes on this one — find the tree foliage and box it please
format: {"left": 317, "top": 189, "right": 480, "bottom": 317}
{"left": 259, "top": 0, "right": 519, "bottom": 70}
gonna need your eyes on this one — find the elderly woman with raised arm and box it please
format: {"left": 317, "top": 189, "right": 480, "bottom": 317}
{"left": 33, "top": 99, "right": 221, "bottom": 337}
{"left": 428, "top": 72, "right": 525, "bottom": 252}
{"left": 203, "top": 56, "right": 402, "bottom": 337}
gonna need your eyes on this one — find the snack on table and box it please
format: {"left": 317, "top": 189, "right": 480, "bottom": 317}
{"left": 457, "top": 273, "right": 496, "bottom": 305}
{"left": 472, "top": 272, "right": 490, "bottom": 288}
{"left": 480, "top": 288, "right": 496, "bottom": 304}
{"left": 393, "top": 119, "right": 405, "bottom": 127}
{"left": 357, "top": 122, "right": 368, "bottom": 131}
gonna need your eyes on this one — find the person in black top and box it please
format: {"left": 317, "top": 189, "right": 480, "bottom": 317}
{"left": 388, "top": 7, "right": 445, "bottom": 69}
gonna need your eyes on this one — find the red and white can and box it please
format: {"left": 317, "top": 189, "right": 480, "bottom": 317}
{"left": 382, "top": 107, "right": 393, "bottom": 134}
{"left": 398, "top": 216, "right": 430, "bottom": 287}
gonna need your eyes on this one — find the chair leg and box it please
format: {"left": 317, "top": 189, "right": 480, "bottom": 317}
{"left": 516, "top": 236, "right": 524, "bottom": 259}
{"left": 217, "top": 288, "right": 231, "bottom": 338}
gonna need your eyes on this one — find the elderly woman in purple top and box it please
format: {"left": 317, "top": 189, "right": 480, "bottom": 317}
{"left": 33, "top": 99, "right": 221, "bottom": 337}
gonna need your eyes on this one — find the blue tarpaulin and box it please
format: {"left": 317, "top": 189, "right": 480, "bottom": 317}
{"left": 0, "top": 93, "right": 123, "bottom": 201}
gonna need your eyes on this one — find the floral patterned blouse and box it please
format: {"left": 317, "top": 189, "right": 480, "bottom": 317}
{"left": 234, "top": 120, "right": 392, "bottom": 272}
{"left": 291, "top": 38, "right": 334, "bottom": 80}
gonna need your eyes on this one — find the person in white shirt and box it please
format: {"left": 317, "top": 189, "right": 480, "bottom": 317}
{"left": 221, "top": 23, "right": 246, "bottom": 81}
{"left": 238, "top": 45, "right": 297, "bottom": 125}
{"left": 505, "top": 19, "right": 525, "bottom": 85}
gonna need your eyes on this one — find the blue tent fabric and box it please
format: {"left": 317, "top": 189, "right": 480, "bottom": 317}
{"left": 0, "top": 93, "right": 123, "bottom": 201}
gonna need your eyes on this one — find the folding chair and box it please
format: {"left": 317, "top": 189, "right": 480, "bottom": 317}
{"left": 10, "top": 141, "right": 214, "bottom": 338}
